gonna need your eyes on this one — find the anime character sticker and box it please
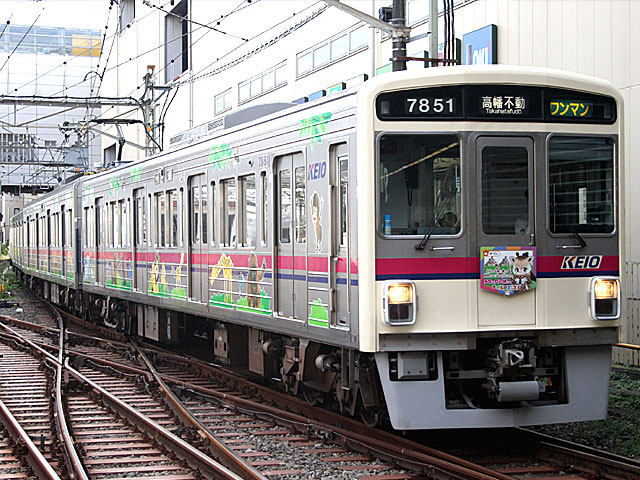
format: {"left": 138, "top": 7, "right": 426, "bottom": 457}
{"left": 481, "top": 247, "right": 537, "bottom": 295}
{"left": 310, "top": 192, "right": 323, "bottom": 252}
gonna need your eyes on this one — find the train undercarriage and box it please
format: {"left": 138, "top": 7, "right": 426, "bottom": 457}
{"left": 19, "top": 271, "right": 609, "bottom": 430}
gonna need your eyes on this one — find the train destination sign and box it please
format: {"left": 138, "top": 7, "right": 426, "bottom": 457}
{"left": 376, "top": 85, "right": 616, "bottom": 123}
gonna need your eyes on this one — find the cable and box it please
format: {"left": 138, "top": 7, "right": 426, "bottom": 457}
{"left": 142, "top": 0, "right": 249, "bottom": 42}
{"left": 0, "top": 14, "right": 13, "bottom": 42}
{"left": 179, "top": 2, "right": 329, "bottom": 86}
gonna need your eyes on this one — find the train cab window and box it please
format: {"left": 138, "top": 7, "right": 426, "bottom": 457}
{"left": 260, "top": 172, "right": 268, "bottom": 246}
{"left": 221, "top": 178, "right": 237, "bottom": 247}
{"left": 294, "top": 167, "right": 306, "bottom": 244}
{"left": 280, "top": 169, "right": 292, "bottom": 243}
{"left": 240, "top": 174, "right": 256, "bottom": 247}
{"left": 548, "top": 136, "right": 615, "bottom": 234}
{"left": 481, "top": 146, "right": 529, "bottom": 235}
{"left": 378, "top": 134, "right": 461, "bottom": 236}
{"left": 168, "top": 190, "right": 178, "bottom": 247}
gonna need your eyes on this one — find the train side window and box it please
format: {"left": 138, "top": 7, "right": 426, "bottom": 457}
{"left": 108, "top": 202, "right": 114, "bottom": 247}
{"left": 47, "top": 211, "right": 51, "bottom": 249}
{"left": 67, "top": 208, "right": 72, "bottom": 249}
{"left": 221, "top": 178, "right": 237, "bottom": 247}
{"left": 240, "top": 174, "right": 256, "bottom": 247}
{"left": 339, "top": 157, "right": 348, "bottom": 247}
{"left": 201, "top": 185, "right": 208, "bottom": 244}
{"left": 120, "top": 200, "right": 128, "bottom": 247}
{"left": 192, "top": 186, "right": 200, "bottom": 244}
{"left": 280, "top": 169, "right": 291, "bottom": 244}
{"left": 95, "top": 201, "right": 103, "bottom": 247}
{"left": 179, "top": 188, "right": 184, "bottom": 247}
{"left": 156, "top": 192, "right": 166, "bottom": 247}
{"left": 210, "top": 182, "right": 216, "bottom": 246}
{"left": 260, "top": 172, "right": 268, "bottom": 246}
{"left": 168, "top": 190, "right": 178, "bottom": 247}
{"left": 116, "top": 202, "right": 123, "bottom": 247}
{"left": 294, "top": 166, "right": 306, "bottom": 244}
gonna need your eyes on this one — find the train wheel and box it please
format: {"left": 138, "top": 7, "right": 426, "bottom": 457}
{"left": 302, "top": 386, "right": 323, "bottom": 406}
{"left": 359, "top": 405, "right": 380, "bottom": 428}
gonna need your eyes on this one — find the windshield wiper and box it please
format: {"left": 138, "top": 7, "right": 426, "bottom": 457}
{"left": 551, "top": 204, "right": 586, "bottom": 248}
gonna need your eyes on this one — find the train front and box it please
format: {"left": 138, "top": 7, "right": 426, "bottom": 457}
{"left": 357, "top": 66, "right": 623, "bottom": 429}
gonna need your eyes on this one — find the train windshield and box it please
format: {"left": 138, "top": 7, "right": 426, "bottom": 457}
{"left": 378, "top": 134, "right": 461, "bottom": 236}
{"left": 549, "top": 136, "right": 615, "bottom": 234}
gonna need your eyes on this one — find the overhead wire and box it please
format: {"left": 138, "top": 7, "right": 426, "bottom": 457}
{"left": 179, "top": 1, "right": 329, "bottom": 86}
{"left": 0, "top": 13, "right": 13, "bottom": 41}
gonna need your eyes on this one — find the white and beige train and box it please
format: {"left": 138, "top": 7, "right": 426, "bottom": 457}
{"left": 10, "top": 66, "right": 624, "bottom": 429}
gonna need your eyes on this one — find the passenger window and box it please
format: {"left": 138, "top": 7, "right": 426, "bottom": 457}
{"left": 201, "top": 185, "right": 208, "bottom": 244}
{"left": 168, "top": 190, "right": 178, "bottom": 247}
{"left": 294, "top": 166, "right": 306, "bottom": 243}
{"left": 280, "top": 169, "right": 291, "bottom": 244}
{"left": 221, "top": 178, "right": 236, "bottom": 247}
{"left": 121, "top": 200, "right": 128, "bottom": 247}
{"left": 155, "top": 192, "right": 166, "bottom": 247}
{"left": 339, "top": 157, "right": 348, "bottom": 247}
{"left": 192, "top": 186, "right": 200, "bottom": 244}
{"left": 210, "top": 182, "right": 216, "bottom": 246}
{"left": 240, "top": 174, "right": 256, "bottom": 247}
{"left": 260, "top": 172, "right": 268, "bottom": 246}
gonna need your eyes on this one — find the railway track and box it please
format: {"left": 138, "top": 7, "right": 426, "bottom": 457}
{"left": 1, "top": 294, "right": 639, "bottom": 480}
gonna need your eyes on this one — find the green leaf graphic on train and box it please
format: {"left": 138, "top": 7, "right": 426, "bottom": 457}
{"left": 208, "top": 143, "right": 234, "bottom": 171}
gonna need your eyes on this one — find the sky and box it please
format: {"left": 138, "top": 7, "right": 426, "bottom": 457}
{"left": 2, "top": 0, "right": 108, "bottom": 31}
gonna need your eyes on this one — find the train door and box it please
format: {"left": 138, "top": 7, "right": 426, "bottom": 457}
{"left": 188, "top": 174, "right": 208, "bottom": 303}
{"left": 475, "top": 136, "right": 535, "bottom": 326}
{"left": 133, "top": 188, "right": 146, "bottom": 292}
{"left": 275, "top": 152, "right": 307, "bottom": 320}
{"left": 329, "top": 145, "right": 350, "bottom": 328}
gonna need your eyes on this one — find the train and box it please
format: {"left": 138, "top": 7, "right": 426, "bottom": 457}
{"left": 10, "top": 66, "right": 624, "bottom": 430}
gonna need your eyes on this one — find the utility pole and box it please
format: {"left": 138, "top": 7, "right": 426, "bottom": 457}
{"left": 323, "top": 0, "right": 410, "bottom": 71}
{"left": 141, "top": 66, "right": 158, "bottom": 157}
{"left": 391, "top": 0, "right": 407, "bottom": 71}
{"left": 429, "top": 0, "right": 438, "bottom": 67}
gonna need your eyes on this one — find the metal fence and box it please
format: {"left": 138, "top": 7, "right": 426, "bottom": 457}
{"left": 613, "top": 262, "right": 640, "bottom": 366}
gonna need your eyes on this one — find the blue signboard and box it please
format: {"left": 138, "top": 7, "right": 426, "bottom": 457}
{"left": 463, "top": 24, "right": 497, "bottom": 65}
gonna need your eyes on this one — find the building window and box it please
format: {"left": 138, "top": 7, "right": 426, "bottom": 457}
{"left": 165, "top": 0, "right": 189, "bottom": 83}
{"left": 215, "top": 88, "right": 232, "bottom": 115}
{"left": 103, "top": 144, "right": 116, "bottom": 167}
{"left": 238, "top": 61, "right": 287, "bottom": 105}
{"left": 297, "top": 23, "right": 368, "bottom": 77}
{"left": 120, "top": 0, "right": 135, "bottom": 33}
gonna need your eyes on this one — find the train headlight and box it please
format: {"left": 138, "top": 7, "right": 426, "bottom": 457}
{"left": 383, "top": 280, "right": 416, "bottom": 326}
{"left": 590, "top": 277, "right": 620, "bottom": 320}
